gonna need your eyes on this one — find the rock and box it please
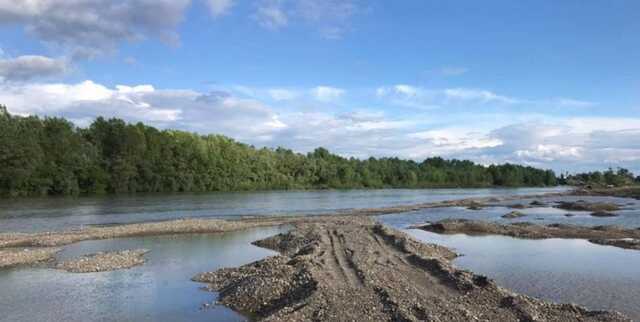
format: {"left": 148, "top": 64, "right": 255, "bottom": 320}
{"left": 555, "top": 201, "right": 621, "bottom": 212}
{"left": 590, "top": 211, "right": 618, "bottom": 218}
{"left": 502, "top": 211, "right": 526, "bottom": 219}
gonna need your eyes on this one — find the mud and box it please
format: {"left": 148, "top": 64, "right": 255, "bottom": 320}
{"left": 194, "top": 217, "right": 629, "bottom": 321}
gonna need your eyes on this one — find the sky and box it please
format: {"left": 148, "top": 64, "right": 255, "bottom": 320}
{"left": 0, "top": 0, "right": 639, "bottom": 174}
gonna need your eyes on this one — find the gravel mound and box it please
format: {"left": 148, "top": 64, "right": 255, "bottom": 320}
{"left": 0, "top": 247, "right": 61, "bottom": 268}
{"left": 56, "top": 249, "right": 149, "bottom": 273}
{"left": 194, "top": 217, "right": 629, "bottom": 321}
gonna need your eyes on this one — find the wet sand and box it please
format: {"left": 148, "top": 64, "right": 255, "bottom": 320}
{"left": 194, "top": 216, "right": 630, "bottom": 321}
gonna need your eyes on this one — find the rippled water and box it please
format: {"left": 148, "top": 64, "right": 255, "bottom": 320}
{"left": 0, "top": 187, "right": 569, "bottom": 232}
{"left": 0, "top": 226, "right": 288, "bottom": 322}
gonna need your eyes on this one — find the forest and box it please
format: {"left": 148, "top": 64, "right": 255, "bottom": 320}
{"left": 0, "top": 105, "right": 558, "bottom": 197}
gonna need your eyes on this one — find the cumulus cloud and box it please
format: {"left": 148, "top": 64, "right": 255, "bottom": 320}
{"left": 312, "top": 86, "right": 345, "bottom": 102}
{"left": 0, "top": 0, "right": 191, "bottom": 58}
{"left": 1, "top": 79, "right": 638, "bottom": 173}
{"left": 0, "top": 80, "right": 287, "bottom": 141}
{"left": 0, "top": 55, "right": 68, "bottom": 81}
{"left": 478, "top": 120, "right": 640, "bottom": 171}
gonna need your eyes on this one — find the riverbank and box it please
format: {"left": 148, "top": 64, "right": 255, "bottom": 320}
{"left": 194, "top": 216, "right": 630, "bottom": 321}
{"left": 56, "top": 249, "right": 150, "bottom": 273}
{"left": 0, "top": 247, "right": 61, "bottom": 269}
{"left": 418, "top": 219, "right": 640, "bottom": 250}
{"left": 575, "top": 186, "right": 640, "bottom": 200}
{"left": 1, "top": 188, "right": 636, "bottom": 268}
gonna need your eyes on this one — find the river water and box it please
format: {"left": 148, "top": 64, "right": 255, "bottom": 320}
{"left": 2, "top": 187, "right": 640, "bottom": 321}
{"left": 0, "top": 187, "right": 569, "bottom": 232}
{"left": 0, "top": 226, "right": 288, "bottom": 322}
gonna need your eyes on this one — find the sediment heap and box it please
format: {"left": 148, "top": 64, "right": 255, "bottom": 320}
{"left": 194, "top": 216, "right": 629, "bottom": 321}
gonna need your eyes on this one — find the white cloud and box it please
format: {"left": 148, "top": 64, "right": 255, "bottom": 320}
{"left": 376, "top": 85, "right": 521, "bottom": 110}
{"left": 254, "top": 0, "right": 288, "bottom": 29}
{"left": 1, "top": 79, "right": 638, "bottom": 173}
{"left": 443, "top": 88, "right": 519, "bottom": 104}
{"left": 0, "top": 80, "right": 288, "bottom": 140}
{"left": 409, "top": 128, "right": 502, "bottom": 150}
{"left": 253, "top": 0, "right": 359, "bottom": 38}
{"left": 312, "top": 86, "right": 344, "bottom": 102}
{"left": 267, "top": 88, "right": 298, "bottom": 101}
{"left": 206, "top": 0, "right": 234, "bottom": 16}
{"left": 0, "top": 0, "right": 191, "bottom": 58}
{"left": 0, "top": 55, "right": 68, "bottom": 81}
{"left": 295, "top": 0, "right": 357, "bottom": 39}
{"left": 393, "top": 84, "right": 418, "bottom": 97}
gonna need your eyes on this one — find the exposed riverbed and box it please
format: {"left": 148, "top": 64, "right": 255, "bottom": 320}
{"left": 1, "top": 187, "right": 640, "bottom": 321}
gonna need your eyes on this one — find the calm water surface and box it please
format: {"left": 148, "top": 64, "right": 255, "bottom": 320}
{"left": 0, "top": 226, "right": 288, "bottom": 322}
{"left": 0, "top": 187, "right": 569, "bottom": 232}
{"left": 404, "top": 229, "right": 640, "bottom": 320}
{"left": 379, "top": 210, "right": 640, "bottom": 320}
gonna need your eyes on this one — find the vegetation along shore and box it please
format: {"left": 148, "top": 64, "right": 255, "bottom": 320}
{"left": 1, "top": 107, "right": 557, "bottom": 197}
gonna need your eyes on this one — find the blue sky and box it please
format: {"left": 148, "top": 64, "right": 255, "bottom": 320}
{"left": 0, "top": 0, "right": 639, "bottom": 173}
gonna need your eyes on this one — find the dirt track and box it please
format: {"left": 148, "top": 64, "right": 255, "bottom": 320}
{"left": 194, "top": 216, "right": 629, "bottom": 321}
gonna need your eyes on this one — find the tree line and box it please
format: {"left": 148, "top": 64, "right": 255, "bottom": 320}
{"left": 559, "top": 168, "right": 640, "bottom": 187}
{"left": 0, "top": 105, "right": 558, "bottom": 197}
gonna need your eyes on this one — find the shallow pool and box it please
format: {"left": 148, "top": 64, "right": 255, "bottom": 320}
{"left": 0, "top": 226, "right": 289, "bottom": 322}
{"left": 404, "top": 229, "right": 640, "bottom": 320}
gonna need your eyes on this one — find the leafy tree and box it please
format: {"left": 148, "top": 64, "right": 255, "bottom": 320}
{"left": 0, "top": 108, "right": 560, "bottom": 197}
